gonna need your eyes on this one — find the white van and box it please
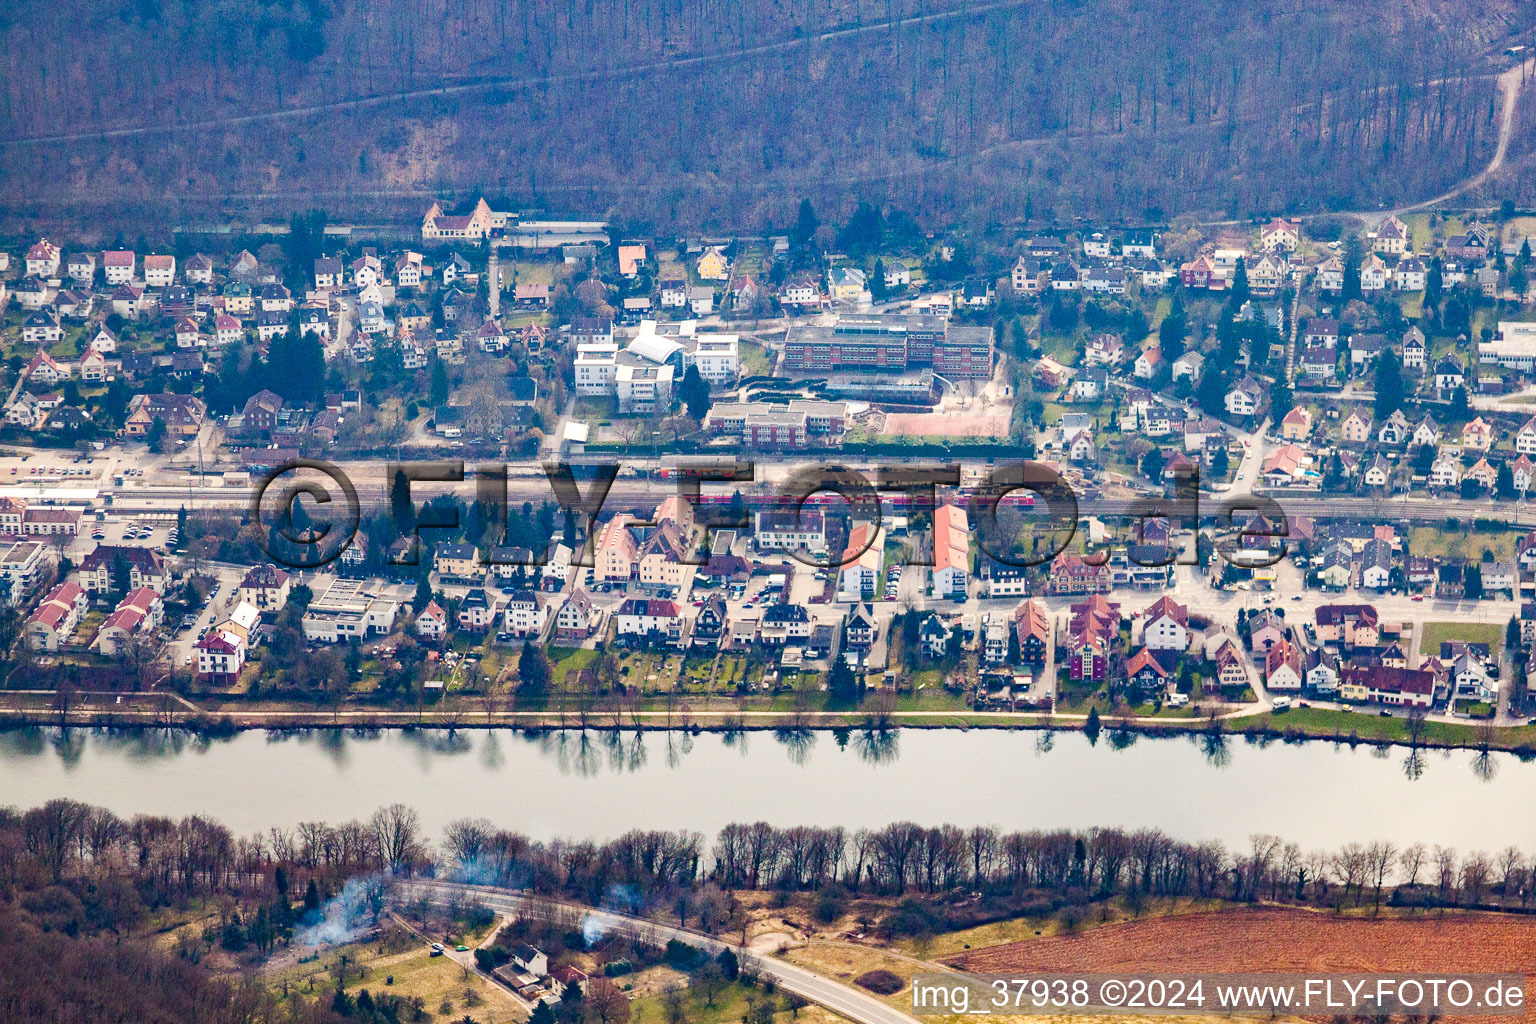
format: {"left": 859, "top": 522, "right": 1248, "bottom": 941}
{"left": 1272, "top": 696, "right": 1292, "bottom": 711}
{"left": 1166, "top": 693, "right": 1189, "bottom": 708}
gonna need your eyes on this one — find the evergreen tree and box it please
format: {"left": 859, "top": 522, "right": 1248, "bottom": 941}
{"left": 146, "top": 416, "right": 168, "bottom": 452}
{"left": 390, "top": 469, "right": 415, "bottom": 537}
{"left": 1373, "top": 349, "right": 1404, "bottom": 420}
{"left": 1341, "top": 234, "right": 1365, "bottom": 300}
{"left": 430, "top": 359, "right": 449, "bottom": 408}
{"left": 518, "top": 640, "right": 552, "bottom": 693}
{"left": 1497, "top": 462, "right": 1516, "bottom": 500}
{"left": 679, "top": 364, "right": 711, "bottom": 421}
{"left": 1450, "top": 384, "right": 1470, "bottom": 421}
{"left": 870, "top": 258, "right": 888, "bottom": 300}
{"left": 110, "top": 553, "right": 132, "bottom": 598}
{"left": 1426, "top": 256, "right": 1444, "bottom": 309}
{"left": 1270, "top": 383, "right": 1294, "bottom": 423}
{"left": 1084, "top": 706, "right": 1101, "bottom": 744}
{"left": 1195, "top": 367, "right": 1228, "bottom": 417}
{"left": 836, "top": 202, "right": 884, "bottom": 256}
{"left": 827, "top": 658, "right": 860, "bottom": 702}
{"left": 1230, "top": 257, "right": 1250, "bottom": 304}
{"left": 791, "top": 199, "right": 819, "bottom": 251}
{"left": 1158, "top": 294, "right": 1188, "bottom": 361}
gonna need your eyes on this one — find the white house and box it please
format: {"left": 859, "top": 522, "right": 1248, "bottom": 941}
{"left": 1141, "top": 597, "right": 1189, "bottom": 652}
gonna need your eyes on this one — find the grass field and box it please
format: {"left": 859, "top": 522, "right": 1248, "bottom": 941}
{"left": 739, "top": 339, "right": 774, "bottom": 377}
{"left": 630, "top": 977, "right": 842, "bottom": 1024}
{"left": 1233, "top": 706, "right": 1532, "bottom": 747}
{"left": 1419, "top": 620, "right": 1504, "bottom": 657}
{"left": 907, "top": 897, "right": 1223, "bottom": 959}
{"left": 1408, "top": 524, "right": 1520, "bottom": 562}
{"left": 784, "top": 943, "right": 925, "bottom": 1012}
{"left": 266, "top": 923, "right": 521, "bottom": 1024}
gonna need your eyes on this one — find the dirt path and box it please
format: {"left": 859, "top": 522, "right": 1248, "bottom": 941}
{"left": 0, "top": 0, "right": 1035, "bottom": 149}
{"left": 1397, "top": 58, "right": 1532, "bottom": 214}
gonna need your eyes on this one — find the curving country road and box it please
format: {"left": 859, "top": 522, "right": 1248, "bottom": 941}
{"left": 394, "top": 879, "right": 924, "bottom": 1024}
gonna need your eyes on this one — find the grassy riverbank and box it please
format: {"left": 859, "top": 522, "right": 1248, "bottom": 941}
{"left": 4, "top": 692, "right": 1536, "bottom": 754}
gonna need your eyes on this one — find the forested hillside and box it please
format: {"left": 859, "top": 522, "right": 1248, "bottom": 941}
{"left": 1, "top": 0, "right": 1533, "bottom": 229}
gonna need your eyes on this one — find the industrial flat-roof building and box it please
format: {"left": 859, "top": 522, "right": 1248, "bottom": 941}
{"left": 785, "top": 313, "right": 992, "bottom": 378}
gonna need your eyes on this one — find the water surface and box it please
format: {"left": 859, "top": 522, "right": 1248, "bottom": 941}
{"left": 0, "top": 726, "right": 1525, "bottom": 850}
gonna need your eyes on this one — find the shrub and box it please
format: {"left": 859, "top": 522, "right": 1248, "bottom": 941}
{"left": 854, "top": 970, "right": 904, "bottom": 996}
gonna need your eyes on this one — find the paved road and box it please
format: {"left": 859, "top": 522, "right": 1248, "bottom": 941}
{"left": 395, "top": 880, "right": 924, "bottom": 1024}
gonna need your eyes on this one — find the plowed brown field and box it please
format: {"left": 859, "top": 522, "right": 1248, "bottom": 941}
{"left": 948, "top": 907, "right": 1536, "bottom": 1023}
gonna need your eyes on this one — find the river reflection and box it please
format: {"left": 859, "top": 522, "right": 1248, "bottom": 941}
{"left": 0, "top": 725, "right": 1531, "bottom": 850}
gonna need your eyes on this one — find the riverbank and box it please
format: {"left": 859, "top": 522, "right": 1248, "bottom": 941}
{"left": 3, "top": 691, "right": 1535, "bottom": 754}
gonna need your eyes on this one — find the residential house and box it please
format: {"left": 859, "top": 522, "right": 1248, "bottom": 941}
{"left": 1340, "top": 409, "right": 1372, "bottom": 444}
{"left": 1465, "top": 457, "right": 1497, "bottom": 492}
{"left": 551, "top": 590, "right": 599, "bottom": 644}
{"left": 1360, "top": 538, "right": 1393, "bottom": 590}
{"left": 502, "top": 591, "right": 548, "bottom": 638}
{"left": 237, "top": 564, "right": 292, "bottom": 615}
{"left": 1402, "top": 327, "right": 1427, "bottom": 370}
{"left": 760, "top": 604, "right": 813, "bottom": 647}
{"left": 1339, "top": 665, "right": 1434, "bottom": 708}
{"left": 143, "top": 254, "right": 175, "bottom": 288}
{"left": 697, "top": 248, "right": 730, "bottom": 281}
{"left": 92, "top": 586, "right": 164, "bottom": 657}
{"left": 1047, "top": 552, "right": 1111, "bottom": 595}
{"left": 1377, "top": 409, "right": 1410, "bottom": 446}
{"left": 1014, "top": 599, "right": 1050, "bottom": 665}
{"left": 1430, "top": 453, "right": 1462, "bottom": 489}
{"left": 1127, "top": 647, "right": 1175, "bottom": 690}
{"left": 1225, "top": 376, "right": 1263, "bottom": 418}
{"left": 456, "top": 589, "right": 500, "bottom": 633}
{"left": 1247, "top": 609, "right": 1286, "bottom": 652}
{"left": 1515, "top": 455, "right": 1536, "bottom": 495}
{"left": 77, "top": 546, "right": 166, "bottom": 593}
{"left": 1280, "top": 407, "right": 1312, "bottom": 441}
{"left": 1172, "top": 351, "right": 1204, "bottom": 382}
{"left": 1085, "top": 333, "right": 1125, "bottom": 366}
{"left": 1372, "top": 214, "right": 1410, "bottom": 254}
{"left": 616, "top": 599, "right": 685, "bottom": 646}
{"left": 1433, "top": 357, "right": 1464, "bottom": 392}
{"left": 26, "top": 582, "right": 87, "bottom": 651}
{"left": 930, "top": 505, "right": 970, "bottom": 599}
{"left": 436, "top": 543, "right": 481, "bottom": 581}
{"left": 415, "top": 601, "right": 448, "bottom": 641}
{"left": 195, "top": 604, "right": 261, "bottom": 684}
{"left": 837, "top": 523, "right": 882, "bottom": 600}
{"left": 1140, "top": 596, "right": 1189, "bottom": 652}
{"left": 1261, "top": 219, "right": 1300, "bottom": 251}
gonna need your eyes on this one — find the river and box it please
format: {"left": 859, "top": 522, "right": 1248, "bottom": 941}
{"left": 0, "top": 726, "right": 1529, "bottom": 851}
